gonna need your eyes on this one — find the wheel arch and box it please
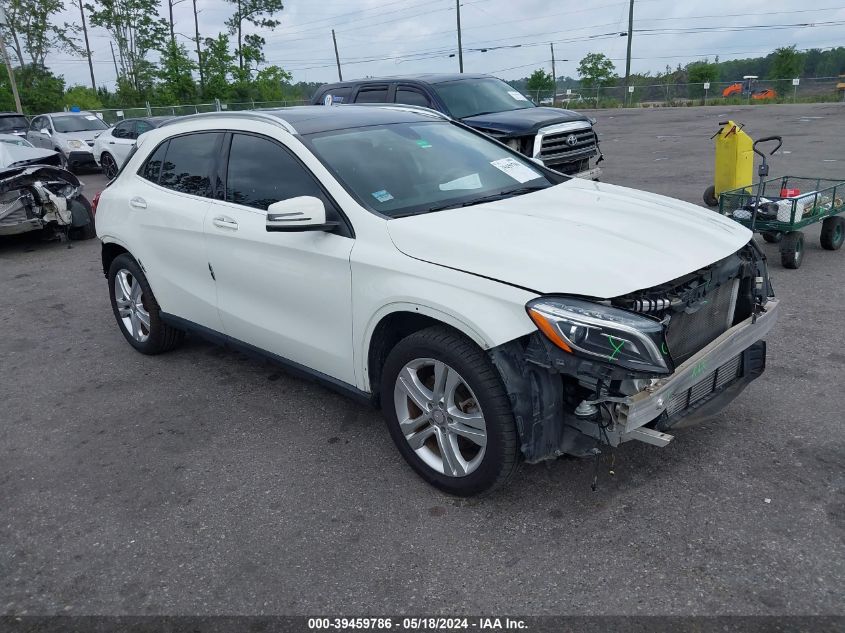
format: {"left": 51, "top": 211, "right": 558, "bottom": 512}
{"left": 101, "top": 240, "right": 129, "bottom": 277}
{"left": 362, "top": 304, "right": 494, "bottom": 407}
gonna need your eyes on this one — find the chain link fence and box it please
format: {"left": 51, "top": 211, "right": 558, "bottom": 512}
{"left": 83, "top": 98, "right": 310, "bottom": 125}
{"left": 529, "top": 76, "right": 845, "bottom": 110}
{"left": 72, "top": 77, "right": 843, "bottom": 124}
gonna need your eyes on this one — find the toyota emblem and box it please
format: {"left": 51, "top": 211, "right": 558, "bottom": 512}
{"left": 565, "top": 134, "right": 578, "bottom": 147}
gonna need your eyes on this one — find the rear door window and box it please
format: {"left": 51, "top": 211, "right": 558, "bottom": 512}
{"left": 158, "top": 133, "right": 222, "bottom": 197}
{"left": 395, "top": 87, "right": 432, "bottom": 108}
{"left": 354, "top": 85, "right": 389, "bottom": 103}
{"left": 320, "top": 86, "right": 351, "bottom": 105}
{"left": 139, "top": 141, "right": 168, "bottom": 183}
{"left": 112, "top": 121, "right": 133, "bottom": 139}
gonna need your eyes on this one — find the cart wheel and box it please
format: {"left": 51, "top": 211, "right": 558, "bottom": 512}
{"left": 780, "top": 231, "right": 804, "bottom": 269}
{"left": 703, "top": 185, "right": 718, "bottom": 207}
{"left": 762, "top": 232, "right": 782, "bottom": 244}
{"left": 820, "top": 216, "right": 844, "bottom": 251}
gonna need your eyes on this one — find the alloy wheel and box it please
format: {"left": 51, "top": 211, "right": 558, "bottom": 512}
{"left": 114, "top": 269, "right": 150, "bottom": 342}
{"left": 102, "top": 153, "right": 118, "bottom": 179}
{"left": 393, "top": 358, "right": 487, "bottom": 477}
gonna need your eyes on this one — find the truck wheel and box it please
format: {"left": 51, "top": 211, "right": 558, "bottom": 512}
{"left": 703, "top": 185, "right": 718, "bottom": 207}
{"left": 108, "top": 253, "right": 184, "bottom": 354}
{"left": 381, "top": 326, "right": 519, "bottom": 496}
{"left": 68, "top": 195, "right": 96, "bottom": 240}
{"left": 762, "top": 232, "right": 782, "bottom": 244}
{"left": 820, "top": 216, "right": 844, "bottom": 251}
{"left": 780, "top": 231, "right": 804, "bottom": 269}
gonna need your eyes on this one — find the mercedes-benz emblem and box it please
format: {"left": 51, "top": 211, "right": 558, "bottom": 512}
{"left": 565, "top": 134, "right": 578, "bottom": 147}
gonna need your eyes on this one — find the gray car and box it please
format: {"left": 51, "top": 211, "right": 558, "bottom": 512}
{"left": 26, "top": 111, "right": 111, "bottom": 172}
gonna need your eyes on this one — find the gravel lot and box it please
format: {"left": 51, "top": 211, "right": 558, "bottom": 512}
{"left": 1, "top": 103, "right": 843, "bottom": 616}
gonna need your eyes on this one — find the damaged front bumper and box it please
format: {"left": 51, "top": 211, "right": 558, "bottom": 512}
{"left": 0, "top": 165, "right": 85, "bottom": 236}
{"left": 568, "top": 298, "right": 778, "bottom": 448}
{"left": 491, "top": 296, "right": 778, "bottom": 463}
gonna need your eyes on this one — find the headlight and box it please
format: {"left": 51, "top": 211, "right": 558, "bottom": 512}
{"left": 66, "top": 140, "right": 84, "bottom": 149}
{"left": 527, "top": 297, "right": 670, "bottom": 374}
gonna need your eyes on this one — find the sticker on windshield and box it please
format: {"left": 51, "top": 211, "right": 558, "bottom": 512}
{"left": 371, "top": 189, "right": 394, "bottom": 203}
{"left": 415, "top": 139, "right": 432, "bottom": 149}
{"left": 323, "top": 94, "right": 333, "bottom": 106}
{"left": 85, "top": 115, "right": 98, "bottom": 120}
{"left": 440, "top": 173, "right": 482, "bottom": 191}
{"left": 508, "top": 91, "right": 529, "bottom": 102}
{"left": 490, "top": 157, "right": 541, "bottom": 183}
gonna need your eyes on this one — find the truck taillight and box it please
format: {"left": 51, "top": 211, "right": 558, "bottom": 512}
{"left": 92, "top": 191, "right": 101, "bottom": 215}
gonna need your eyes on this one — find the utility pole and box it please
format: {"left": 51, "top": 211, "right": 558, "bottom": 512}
{"left": 192, "top": 0, "right": 204, "bottom": 92}
{"left": 332, "top": 29, "right": 342, "bottom": 81}
{"left": 550, "top": 42, "right": 556, "bottom": 106}
{"left": 623, "top": 0, "right": 634, "bottom": 106}
{"left": 109, "top": 40, "right": 120, "bottom": 78}
{"left": 78, "top": 0, "right": 96, "bottom": 91}
{"left": 455, "top": 0, "right": 463, "bottom": 73}
{"left": 0, "top": 7, "right": 22, "bottom": 113}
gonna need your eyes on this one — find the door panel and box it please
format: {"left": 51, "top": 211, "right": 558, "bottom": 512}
{"left": 207, "top": 132, "right": 355, "bottom": 383}
{"left": 125, "top": 133, "right": 223, "bottom": 331}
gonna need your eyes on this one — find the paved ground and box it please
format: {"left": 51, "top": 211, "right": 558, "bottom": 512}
{"left": 1, "top": 103, "right": 843, "bottom": 616}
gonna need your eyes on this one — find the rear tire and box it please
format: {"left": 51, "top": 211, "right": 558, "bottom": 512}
{"left": 380, "top": 326, "right": 520, "bottom": 496}
{"left": 68, "top": 195, "right": 96, "bottom": 240}
{"left": 780, "top": 231, "right": 804, "bottom": 269}
{"left": 703, "top": 185, "right": 718, "bottom": 207}
{"left": 820, "top": 216, "right": 844, "bottom": 251}
{"left": 762, "top": 232, "right": 782, "bottom": 244}
{"left": 100, "top": 152, "right": 118, "bottom": 179}
{"left": 107, "top": 253, "right": 184, "bottom": 354}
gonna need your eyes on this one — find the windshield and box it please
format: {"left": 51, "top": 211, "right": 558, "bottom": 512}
{"left": 306, "top": 121, "right": 554, "bottom": 218}
{"left": 432, "top": 78, "right": 534, "bottom": 119}
{"left": 0, "top": 137, "right": 33, "bottom": 147}
{"left": 52, "top": 115, "right": 109, "bottom": 133}
{"left": 0, "top": 116, "right": 28, "bottom": 131}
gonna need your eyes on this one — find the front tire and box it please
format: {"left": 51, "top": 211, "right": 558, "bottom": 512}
{"left": 820, "top": 216, "right": 844, "bottom": 251}
{"left": 381, "top": 326, "right": 519, "bottom": 496}
{"left": 107, "top": 253, "right": 184, "bottom": 354}
{"left": 68, "top": 195, "right": 96, "bottom": 240}
{"left": 703, "top": 185, "right": 718, "bottom": 207}
{"left": 780, "top": 231, "right": 804, "bottom": 269}
{"left": 100, "top": 152, "right": 118, "bottom": 179}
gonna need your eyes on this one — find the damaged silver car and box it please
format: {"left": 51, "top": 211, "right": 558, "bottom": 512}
{"left": 0, "top": 165, "right": 95, "bottom": 240}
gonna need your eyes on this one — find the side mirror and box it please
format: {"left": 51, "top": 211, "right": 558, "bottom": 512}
{"left": 40, "top": 128, "right": 50, "bottom": 135}
{"left": 266, "top": 196, "right": 338, "bottom": 232}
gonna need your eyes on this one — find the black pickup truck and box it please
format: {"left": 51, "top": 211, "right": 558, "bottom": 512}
{"left": 311, "top": 74, "right": 602, "bottom": 179}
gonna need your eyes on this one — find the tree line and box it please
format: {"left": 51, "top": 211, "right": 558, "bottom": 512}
{"left": 516, "top": 46, "right": 845, "bottom": 97}
{"left": 0, "top": 0, "right": 322, "bottom": 114}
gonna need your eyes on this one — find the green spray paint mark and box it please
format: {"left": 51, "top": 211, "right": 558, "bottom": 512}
{"left": 607, "top": 335, "right": 625, "bottom": 360}
{"left": 415, "top": 139, "right": 432, "bottom": 148}
{"left": 660, "top": 342, "right": 669, "bottom": 355}
{"left": 691, "top": 361, "right": 707, "bottom": 378}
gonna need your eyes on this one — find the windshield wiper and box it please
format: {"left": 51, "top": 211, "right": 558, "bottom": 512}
{"left": 417, "top": 185, "right": 548, "bottom": 214}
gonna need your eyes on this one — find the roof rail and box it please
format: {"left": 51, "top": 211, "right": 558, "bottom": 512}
{"left": 335, "top": 103, "right": 451, "bottom": 121}
{"left": 157, "top": 110, "right": 297, "bottom": 134}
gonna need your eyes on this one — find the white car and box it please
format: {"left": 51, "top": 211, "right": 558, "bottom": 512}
{"left": 95, "top": 106, "right": 779, "bottom": 496}
{"left": 93, "top": 116, "right": 174, "bottom": 179}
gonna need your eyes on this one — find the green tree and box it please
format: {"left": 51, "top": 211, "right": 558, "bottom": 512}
{"left": 64, "top": 85, "right": 103, "bottom": 109}
{"left": 577, "top": 52, "right": 616, "bottom": 90}
{"left": 252, "top": 65, "right": 292, "bottom": 101}
{"left": 155, "top": 41, "right": 198, "bottom": 104}
{"left": 1, "top": 0, "right": 81, "bottom": 67}
{"left": 525, "top": 69, "right": 553, "bottom": 99}
{"left": 769, "top": 45, "right": 804, "bottom": 79}
{"left": 224, "top": 0, "right": 284, "bottom": 75}
{"left": 202, "top": 33, "right": 237, "bottom": 100}
{"left": 687, "top": 60, "right": 719, "bottom": 98}
{"left": 87, "top": 0, "right": 168, "bottom": 94}
{"left": 0, "top": 65, "right": 65, "bottom": 113}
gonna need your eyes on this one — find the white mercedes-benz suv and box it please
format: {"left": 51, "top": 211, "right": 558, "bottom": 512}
{"left": 96, "top": 106, "right": 779, "bottom": 496}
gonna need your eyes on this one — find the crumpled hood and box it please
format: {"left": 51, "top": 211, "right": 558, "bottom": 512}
{"left": 460, "top": 107, "right": 591, "bottom": 136}
{"left": 0, "top": 145, "right": 59, "bottom": 169}
{"left": 387, "top": 179, "right": 752, "bottom": 298}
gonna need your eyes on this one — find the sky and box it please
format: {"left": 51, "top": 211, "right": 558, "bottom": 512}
{"left": 46, "top": 0, "right": 845, "bottom": 91}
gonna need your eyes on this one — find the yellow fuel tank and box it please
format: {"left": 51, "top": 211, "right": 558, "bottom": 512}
{"left": 714, "top": 120, "right": 753, "bottom": 195}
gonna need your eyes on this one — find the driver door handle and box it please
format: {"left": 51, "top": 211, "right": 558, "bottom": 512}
{"left": 129, "top": 196, "right": 147, "bottom": 209}
{"left": 212, "top": 216, "right": 239, "bottom": 230}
